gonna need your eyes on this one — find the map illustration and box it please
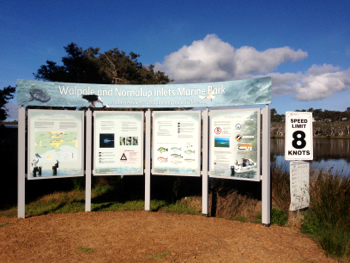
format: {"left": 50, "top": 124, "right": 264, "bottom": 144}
{"left": 34, "top": 131, "right": 78, "bottom": 161}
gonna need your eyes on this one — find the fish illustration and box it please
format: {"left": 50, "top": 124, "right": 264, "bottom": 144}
{"left": 104, "top": 138, "right": 114, "bottom": 143}
{"left": 171, "top": 154, "right": 183, "bottom": 159}
{"left": 126, "top": 137, "right": 132, "bottom": 145}
{"left": 171, "top": 147, "right": 181, "bottom": 152}
{"left": 157, "top": 147, "right": 168, "bottom": 153}
{"left": 157, "top": 157, "right": 168, "bottom": 163}
{"left": 171, "top": 159, "right": 182, "bottom": 164}
{"left": 184, "top": 149, "right": 195, "bottom": 154}
{"left": 22, "top": 86, "right": 51, "bottom": 104}
{"left": 184, "top": 159, "right": 195, "bottom": 162}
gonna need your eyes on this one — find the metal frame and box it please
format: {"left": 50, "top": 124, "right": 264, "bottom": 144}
{"left": 201, "top": 108, "right": 209, "bottom": 216}
{"left": 26, "top": 109, "right": 85, "bottom": 180}
{"left": 262, "top": 105, "right": 271, "bottom": 226}
{"left": 145, "top": 109, "right": 151, "bottom": 211}
{"left": 92, "top": 111, "right": 144, "bottom": 176}
{"left": 151, "top": 111, "right": 202, "bottom": 177}
{"left": 17, "top": 107, "right": 26, "bottom": 219}
{"left": 208, "top": 108, "right": 261, "bottom": 182}
{"left": 85, "top": 109, "right": 92, "bottom": 212}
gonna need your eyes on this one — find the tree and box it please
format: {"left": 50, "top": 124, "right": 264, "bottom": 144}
{"left": 0, "top": 86, "right": 16, "bottom": 122}
{"left": 34, "top": 43, "right": 171, "bottom": 85}
{"left": 271, "top": 108, "right": 284, "bottom": 122}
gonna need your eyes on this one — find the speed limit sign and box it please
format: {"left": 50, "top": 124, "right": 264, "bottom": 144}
{"left": 285, "top": 112, "right": 313, "bottom": 160}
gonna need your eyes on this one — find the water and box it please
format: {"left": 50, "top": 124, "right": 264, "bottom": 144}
{"left": 271, "top": 138, "right": 350, "bottom": 177}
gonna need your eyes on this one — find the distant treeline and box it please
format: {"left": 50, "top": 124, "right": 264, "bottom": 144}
{"left": 271, "top": 107, "right": 350, "bottom": 122}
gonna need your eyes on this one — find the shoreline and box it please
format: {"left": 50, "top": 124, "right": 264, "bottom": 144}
{"left": 271, "top": 135, "right": 350, "bottom": 139}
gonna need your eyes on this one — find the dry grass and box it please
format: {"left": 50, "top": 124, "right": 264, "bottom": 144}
{"left": 210, "top": 191, "right": 260, "bottom": 219}
{"left": 271, "top": 162, "right": 290, "bottom": 213}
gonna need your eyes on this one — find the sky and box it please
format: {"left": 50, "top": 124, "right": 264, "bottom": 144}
{"left": 1, "top": 0, "right": 350, "bottom": 121}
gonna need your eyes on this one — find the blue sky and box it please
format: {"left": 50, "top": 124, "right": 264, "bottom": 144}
{"left": 1, "top": 0, "right": 349, "bottom": 120}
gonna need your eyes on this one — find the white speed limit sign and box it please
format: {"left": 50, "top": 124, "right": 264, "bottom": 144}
{"left": 285, "top": 112, "right": 313, "bottom": 160}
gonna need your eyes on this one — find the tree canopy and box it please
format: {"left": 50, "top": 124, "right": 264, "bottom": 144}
{"left": 0, "top": 86, "right": 16, "bottom": 122}
{"left": 34, "top": 43, "right": 171, "bottom": 85}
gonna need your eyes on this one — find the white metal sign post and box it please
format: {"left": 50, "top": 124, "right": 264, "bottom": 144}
{"left": 285, "top": 112, "right": 313, "bottom": 160}
{"left": 285, "top": 111, "right": 313, "bottom": 212}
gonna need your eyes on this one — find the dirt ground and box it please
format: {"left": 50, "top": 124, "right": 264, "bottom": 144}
{"left": 0, "top": 211, "right": 337, "bottom": 262}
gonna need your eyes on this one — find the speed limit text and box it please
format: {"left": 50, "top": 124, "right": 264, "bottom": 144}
{"left": 291, "top": 119, "right": 308, "bottom": 128}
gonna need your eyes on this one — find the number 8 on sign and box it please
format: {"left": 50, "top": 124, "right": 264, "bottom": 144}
{"left": 292, "top": 131, "right": 306, "bottom": 149}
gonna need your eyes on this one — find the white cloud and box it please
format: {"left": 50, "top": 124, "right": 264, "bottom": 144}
{"left": 294, "top": 65, "right": 350, "bottom": 100}
{"left": 234, "top": 46, "right": 307, "bottom": 76}
{"left": 155, "top": 34, "right": 235, "bottom": 83}
{"left": 267, "top": 65, "right": 350, "bottom": 101}
{"left": 155, "top": 34, "right": 350, "bottom": 102}
{"left": 155, "top": 34, "right": 307, "bottom": 83}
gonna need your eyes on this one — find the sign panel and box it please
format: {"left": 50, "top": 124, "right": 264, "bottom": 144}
{"left": 17, "top": 77, "right": 271, "bottom": 108}
{"left": 152, "top": 111, "right": 201, "bottom": 176}
{"left": 27, "top": 109, "right": 84, "bottom": 179}
{"left": 93, "top": 111, "right": 144, "bottom": 175}
{"left": 285, "top": 112, "right": 313, "bottom": 160}
{"left": 209, "top": 109, "right": 260, "bottom": 181}
{"left": 290, "top": 161, "right": 310, "bottom": 211}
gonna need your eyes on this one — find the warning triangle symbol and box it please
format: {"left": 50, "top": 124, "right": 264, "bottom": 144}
{"left": 120, "top": 153, "right": 127, "bottom": 161}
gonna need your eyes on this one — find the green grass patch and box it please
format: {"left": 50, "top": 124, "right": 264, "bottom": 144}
{"left": 0, "top": 222, "right": 11, "bottom": 227}
{"left": 227, "top": 216, "right": 248, "bottom": 222}
{"left": 271, "top": 208, "right": 288, "bottom": 226}
{"left": 77, "top": 247, "right": 95, "bottom": 254}
{"left": 157, "top": 200, "right": 201, "bottom": 215}
{"left": 147, "top": 251, "right": 169, "bottom": 259}
{"left": 253, "top": 209, "right": 288, "bottom": 226}
{"left": 92, "top": 200, "right": 145, "bottom": 212}
{"left": 234, "top": 216, "right": 247, "bottom": 222}
{"left": 301, "top": 172, "right": 350, "bottom": 259}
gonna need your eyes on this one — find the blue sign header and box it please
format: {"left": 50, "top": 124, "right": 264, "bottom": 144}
{"left": 17, "top": 77, "right": 271, "bottom": 108}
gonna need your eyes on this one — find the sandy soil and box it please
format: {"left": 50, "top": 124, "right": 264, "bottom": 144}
{"left": 0, "top": 211, "right": 337, "bottom": 262}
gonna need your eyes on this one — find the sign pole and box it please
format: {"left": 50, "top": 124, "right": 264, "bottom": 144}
{"left": 202, "top": 108, "right": 209, "bottom": 216}
{"left": 18, "top": 107, "right": 26, "bottom": 219}
{"left": 262, "top": 104, "right": 271, "bottom": 226}
{"left": 145, "top": 109, "right": 151, "bottom": 211}
{"left": 85, "top": 109, "right": 92, "bottom": 212}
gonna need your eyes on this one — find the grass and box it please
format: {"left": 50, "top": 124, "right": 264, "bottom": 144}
{"left": 301, "top": 171, "right": 350, "bottom": 259}
{"left": 77, "top": 247, "right": 95, "bottom": 254}
{"left": 0, "top": 222, "right": 11, "bottom": 227}
{"left": 147, "top": 251, "right": 169, "bottom": 260}
{"left": 0, "top": 184, "right": 200, "bottom": 218}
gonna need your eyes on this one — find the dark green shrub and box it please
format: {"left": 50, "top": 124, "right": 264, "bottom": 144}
{"left": 301, "top": 172, "right": 350, "bottom": 258}
{"left": 271, "top": 208, "right": 288, "bottom": 226}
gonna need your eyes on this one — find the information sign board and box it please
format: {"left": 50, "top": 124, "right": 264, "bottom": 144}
{"left": 290, "top": 161, "right": 310, "bottom": 211}
{"left": 152, "top": 111, "right": 201, "bottom": 176}
{"left": 27, "top": 110, "right": 84, "bottom": 179}
{"left": 209, "top": 109, "right": 260, "bottom": 181}
{"left": 93, "top": 111, "right": 144, "bottom": 175}
{"left": 285, "top": 112, "right": 313, "bottom": 160}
